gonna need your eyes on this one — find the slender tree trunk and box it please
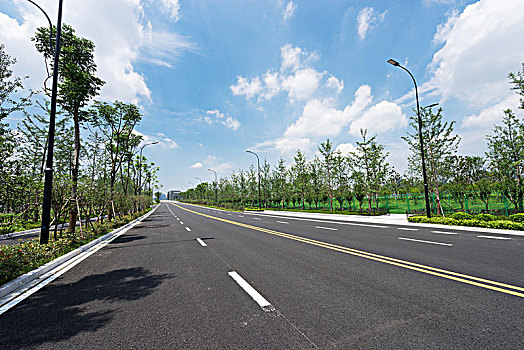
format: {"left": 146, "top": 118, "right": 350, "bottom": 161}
{"left": 68, "top": 111, "right": 81, "bottom": 233}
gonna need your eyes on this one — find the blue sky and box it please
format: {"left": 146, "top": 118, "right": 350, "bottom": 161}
{"left": 1, "top": 0, "right": 524, "bottom": 193}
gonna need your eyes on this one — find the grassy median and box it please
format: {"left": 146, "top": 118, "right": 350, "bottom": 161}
{"left": 0, "top": 208, "right": 151, "bottom": 286}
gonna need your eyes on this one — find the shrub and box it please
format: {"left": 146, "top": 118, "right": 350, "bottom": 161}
{"left": 451, "top": 212, "right": 473, "bottom": 220}
{"left": 475, "top": 213, "right": 496, "bottom": 222}
{"left": 408, "top": 215, "right": 524, "bottom": 231}
{"left": 509, "top": 213, "right": 524, "bottom": 223}
{"left": 0, "top": 207, "right": 151, "bottom": 286}
{"left": 486, "top": 220, "right": 524, "bottom": 230}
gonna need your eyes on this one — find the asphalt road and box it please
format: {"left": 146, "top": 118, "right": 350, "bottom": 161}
{"left": 1, "top": 202, "right": 523, "bottom": 349}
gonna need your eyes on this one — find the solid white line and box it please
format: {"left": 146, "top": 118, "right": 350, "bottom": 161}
{"left": 477, "top": 235, "right": 512, "bottom": 240}
{"left": 185, "top": 227, "right": 191, "bottom": 232}
{"left": 228, "top": 271, "right": 272, "bottom": 310}
{"left": 253, "top": 218, "right": 261, "bottom": 220}
{"left": 276, "top": 221, "right": 289, "bottom": 224}
{"left": 315, "top": 226, "right": 338, "bottom": 231}
{"left": 398, "top": 237, "right": 453, "bottom": 246}
{"left": 398, "top": 227, "right": 418, "bottom": 231}
{"left": 196, "top": 238, "right": 207, "bottom": 247}
{"left": 432, "top": 230, "right": 459, "bottom": 235}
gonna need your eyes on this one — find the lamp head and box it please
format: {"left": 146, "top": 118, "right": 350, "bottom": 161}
{"left": 387, "top": 59, "right": 400, "bottom": 67}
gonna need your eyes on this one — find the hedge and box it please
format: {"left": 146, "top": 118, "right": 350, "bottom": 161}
{"left": 408, "top": 213, "right": 524, "bottom": 231}
{"left": 0, "top": 208, "right": 151, "bottom": 286}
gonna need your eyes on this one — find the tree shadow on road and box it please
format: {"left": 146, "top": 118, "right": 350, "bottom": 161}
{"left": 111, "top": 234, "right": 147, "bottom": 244}
{"left": 0, "top": 267, "right": 172, "bottom": 349}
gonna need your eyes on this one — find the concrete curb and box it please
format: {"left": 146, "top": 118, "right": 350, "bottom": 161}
{"left": 0, "top": 205, "right": 158, "bottom": 300}
{"left": 0, "top": 228, "right": 40, "bottom": 240}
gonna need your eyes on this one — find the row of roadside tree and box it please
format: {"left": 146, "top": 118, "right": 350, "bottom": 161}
{"left": 183, "top": 63, "right": 524, "bottom": 216}
{"left": 0, "top": 24, "right": 158, "bottom": 235}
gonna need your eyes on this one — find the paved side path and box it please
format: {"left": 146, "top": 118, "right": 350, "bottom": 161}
{"left": 249, "top": 209, "right": 524, "bottom": 237}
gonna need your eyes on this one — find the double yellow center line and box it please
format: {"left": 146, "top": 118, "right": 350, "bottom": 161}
{"left": 171, "top": 203, "right": 524, "bottom": 298}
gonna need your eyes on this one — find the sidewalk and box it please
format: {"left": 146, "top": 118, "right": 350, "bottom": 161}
{"left": 255, "top": 210, "right": 524, "bottom": 237}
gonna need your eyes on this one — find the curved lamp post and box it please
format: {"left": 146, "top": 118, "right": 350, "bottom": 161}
{"left": 138, "top": 141, "right": 159, "bottom": 195}
{"left": 207, "top": 168, "right": 218, "bottom": 204}
{"left": 388, "top": 58, "right": 431, "bottom": 218}
{"left": 195, "top": 177, "right": 203, "bottom": 200}
{"left": 29, "top": 0, "right": 64, "bottom": 244}
{"left": 246, "top": 150, "right": 262, "bottom": 210}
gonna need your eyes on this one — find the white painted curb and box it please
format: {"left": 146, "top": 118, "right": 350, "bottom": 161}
{"left": 0, "top": 205, "right": 159, "bottom": 300}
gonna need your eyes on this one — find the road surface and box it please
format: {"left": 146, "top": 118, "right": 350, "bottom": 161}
{"left": 1, "top": 202, "right": 523, "bottom": 349}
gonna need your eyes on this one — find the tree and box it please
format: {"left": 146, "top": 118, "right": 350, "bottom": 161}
{"left": 0, "top": 44, "right": 31, "bottom": 217}
{"left": 318, "top": 139, "right": 336, "bottom": 211}
{"left": 291, "top": 150, "right": 309, "bottom": 209}
{"left": 332, "top": 153, "right": 351, "bottom": 211}
{"left": 508, "top": 62, "right": 524, "bottom": 111}
{"left": 402, "top": 107, "right": 460, "bottom": 215}
{"left": 350, "top": 129, "right": 389, "bottom": 212}
{"left": 275, "top": 158, "right": 287, "bottom": 208}
{"left": 0, "top": 44, "right": 31, "bottom": 121}
{"left": 486, "top": 110, "right": 524, "bottom": 211}
{"left": 308, "top": 157, "right": 323, "bottom": 210}
{"left": 33, "top": 24, "right": 105, "bottom": 233}
{"left": 89, "top": 101, "right": 142, "bottom": 219}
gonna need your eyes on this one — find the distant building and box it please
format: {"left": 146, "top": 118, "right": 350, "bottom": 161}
{"left": 167, "top": 190, "right": 182, "bottom": 200}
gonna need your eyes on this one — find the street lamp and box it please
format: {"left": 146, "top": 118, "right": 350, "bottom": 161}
{"left": 246, "top": 150, "right": 262, "bottom": 210}
{"left": 195, "top": 177, "right": 203, "bottom": 201}
{"left": 388, "top": 58, "right": 432, "bottom": 218}
{"left": 207, "top": 168, "right": 218, "bottom": 204}
{"left": 138, "top": 141, "right": 159, "bottom": 195}
{"left": 30, "top": 0, "right": 64, "bottom": 244}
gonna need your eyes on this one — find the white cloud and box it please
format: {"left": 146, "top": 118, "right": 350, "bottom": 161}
{"left": 231, "top": 76, "right": 262, "bottom": 99}
{"left": 428, "top": 0, "right": 524, "bottom": 107}
{"left": 0, "top": 0, "right": 193, "bottom": 105}
{"left": 281, "top": 68, "right": 324, "bottom": 101}
{"left": 283, "top": 1, "right": 297, "bottom": 21}
{"left": 231, "top": 44, "right": 333, "bottom": 103}
{"left": 260, "top": 71, "right": 281, "bottom": 101}
{"left": 132, "top": 130, "right": 180, "bottom": 149}
{"left": 349, "top": 101, "right": 406, "bottom": 136}
{"left": 159, "top": 0, "right": 181, "bottom": 21}
{"left": 280, "top": 43, "right": 303, "bottom": 72}
{"left": 259, "top": 84, "right": 393, "bottom": 155}
{"left": 205, "top": 109, "right": 240, "bottom": 131}
{"left": 325, "top": 75, "right": 344, "bottom": 94}
{"left": 190, "top": 162, "right": 203, "bottom": 169}
{"left": 462, "top": 94, "right": 519, "bottom": 129}
{"left": 345, "top": 85, "right": 373, "bottom": 119}
{"left": 335, "top": 143, "right": 357, "bottom": 156}
{"left": 275, "top": 137, "right": 315, "bottom": 154}
{"left": 356, "top": 7, "right": 387, "bottom": 40}
{"left": 284, "top": 98, "right": 349, "bottom": 138}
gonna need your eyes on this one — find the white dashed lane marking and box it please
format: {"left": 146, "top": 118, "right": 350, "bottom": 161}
{"left": 398, "top": 237, "right": 453, "bottom": 247}
{"left": 315, "top": 226, "right": 338, "bottom": 231}
{"left": 432, "top": 231, "right": 459, "bottom": 235}
{"left": 477, "top": 235, "right": 512, "bottom": 240}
